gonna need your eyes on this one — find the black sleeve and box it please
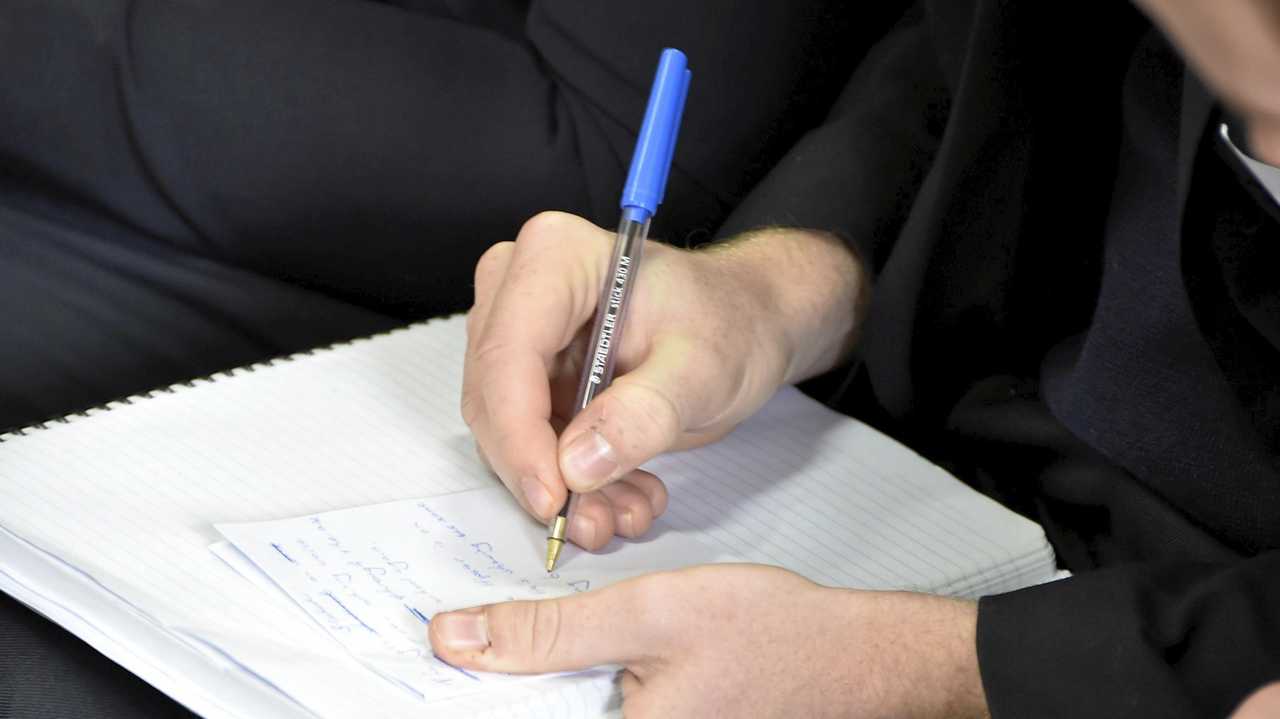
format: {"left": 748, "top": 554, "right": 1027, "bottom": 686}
{"left": 977, "top": 553, "right": 1280, "bottom": 718}
{"left": 712, "top": 4, "right": 950, "bottom": 275}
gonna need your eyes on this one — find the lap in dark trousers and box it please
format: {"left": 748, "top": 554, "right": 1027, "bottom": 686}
{"left": 0, "top": 0, "right": 875, "bottom": 317}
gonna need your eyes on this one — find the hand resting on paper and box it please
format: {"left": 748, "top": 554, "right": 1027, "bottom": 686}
{"left": 462, "top": 212, "right": 866, "bottom": 549}
{"left": 428, "top": 563, "right": 989, "bottom": 719}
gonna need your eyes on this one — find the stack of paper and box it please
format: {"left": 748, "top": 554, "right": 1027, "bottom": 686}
{"left": 0, "top": 315, "right": 1057, "bottom": 717}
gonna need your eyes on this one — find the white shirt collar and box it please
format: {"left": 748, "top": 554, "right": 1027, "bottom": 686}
{"left": 1219, "top": 122, "right": 1280, "bottom": 207}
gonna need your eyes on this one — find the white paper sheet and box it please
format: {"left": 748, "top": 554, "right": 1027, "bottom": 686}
{"left": 0, "top": 314, "right": 1056, "bottom": 718}
{"left": 215, "top": 488, "right": 726, "bottom": 703}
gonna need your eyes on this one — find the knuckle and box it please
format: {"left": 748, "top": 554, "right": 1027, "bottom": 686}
{"left": 489, "top": 600, "right": 562, "bottom": 664}
{"left": 610, "top": 383, "right": 683, "bottom": 453}
{"left": 467, "top": 340, "right": 510, "bottom": 385}
{"left": 529, "top": 599, "right": 564, "bottom": 664}
{"left": 473, "top": 241, "right": 514, "bottom": 297}
{"left": 464, "top": 308, "right": 491, "bottom": 354}
{"left": 517, "top": 211, "right": 576, "bottom": 246}
{"left": 461, "top": 344, "right": 506, "bottom": 434}
{"left": 647, "top": 479, "right": 669, "bottom": 517}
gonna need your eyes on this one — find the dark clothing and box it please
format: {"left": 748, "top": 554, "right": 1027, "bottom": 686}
{"left": 0, "top": 1, "right": 892, "bottom": 717}
{"left": 0, "top": 0, "right": 890, "bottom": 431}
{"left": 0, "top": 0, "right": 886, "bottom": 321}
{"left": 722, "top": 2, "right": 1279, "bottom": 717}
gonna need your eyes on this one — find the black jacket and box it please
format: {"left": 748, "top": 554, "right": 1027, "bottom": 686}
{"left": 719, "top": 2, "right": 1280, "bottom": 716}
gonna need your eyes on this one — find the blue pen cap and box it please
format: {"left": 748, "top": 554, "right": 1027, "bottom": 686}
{"left": 620, "top": 48, "right": 692, "bottom": 221}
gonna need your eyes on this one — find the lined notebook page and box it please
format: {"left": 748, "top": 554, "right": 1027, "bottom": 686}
{"left": 0, "top": 315, "right": 1053, "bottom": 718}
{"left": 648, "top": 390, "right": 1055, "bottom": 597}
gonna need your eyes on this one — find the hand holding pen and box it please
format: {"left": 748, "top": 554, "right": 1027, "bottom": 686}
{"left": 460, "top": 49, "right": 865, "bottom": 566}
{"left": 544, "top": 49, "right": 691, "bottom": 570}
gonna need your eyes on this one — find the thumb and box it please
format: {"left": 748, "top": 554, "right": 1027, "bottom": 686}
{"left": 558, "top": 340, "right": 706, "bottom": 493}
{"left": 427, "top": 582, "right": 654, "bottom": 674}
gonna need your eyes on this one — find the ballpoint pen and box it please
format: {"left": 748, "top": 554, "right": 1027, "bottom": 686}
{"left": 545, "top": 48, "right": 692, "bottom": 572}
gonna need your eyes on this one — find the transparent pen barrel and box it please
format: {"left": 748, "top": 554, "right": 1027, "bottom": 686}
{"left": 573, "top": 216, "right": 651, "bottom": 415}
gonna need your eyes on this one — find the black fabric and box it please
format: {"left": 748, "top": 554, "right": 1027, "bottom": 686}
{"left": 0, "top": 2, "right": 900, "bottom": 717}
{"left": 0, "top": 0, "right": 897, "bottom": 431}
{"left": 719, "top": 2, "right": 1280, "bottom": 716}
{"left": 978, "top": 555, "right": 1280, "bottom": 717}
{"left": 0, "top": 194, "right": 392, "bottom": 719}
{"left": 0, "top": 0, "right": 891, "bottom": 319}
{"left": 0, "top": 593, "right": 195, "bottom": 719}
{"left": 0, "top": 194, "right": 401, "bottom": 429}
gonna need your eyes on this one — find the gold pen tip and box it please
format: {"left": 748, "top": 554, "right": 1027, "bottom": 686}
{"left": 545, "top": 538, "right": 563, "bottom": 572}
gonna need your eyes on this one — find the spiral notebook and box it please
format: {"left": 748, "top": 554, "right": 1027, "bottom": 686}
{"left": 0, "top": 315, "right": 1057, "bottom": 718}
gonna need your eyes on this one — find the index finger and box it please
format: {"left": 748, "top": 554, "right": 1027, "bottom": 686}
{"left": 462, "top": 212, "right": 614, "bottom": 518}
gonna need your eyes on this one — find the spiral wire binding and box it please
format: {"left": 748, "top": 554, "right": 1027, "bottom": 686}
{"left": 0, "top": 319, "right": 439, "bottom": 443}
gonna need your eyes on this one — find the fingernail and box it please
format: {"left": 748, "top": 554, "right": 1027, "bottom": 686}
{"left": 521, "top": 477, "right": 554, "bottom": 517}
{"left": 432, "top": 610, "right": 489, "bottom": 651}
{"left": 572, "top": 513, "right": 597, "bottom": 548}
{"left": 619, "top": 509, "right": 635, "bottom": 537}
{"left": 562, "top": 430, "right": 618, "bottom": 490}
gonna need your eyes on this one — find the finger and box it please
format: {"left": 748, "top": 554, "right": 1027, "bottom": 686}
{"left": 566, "top": 473, "right": 668, "bottom": 547}
{"left": 429, "top": 576, "right": 663, "bottom": 674}
{"left": 465, "top": 245, "right": 544, "bottom": 510}
{"left": 466, "top": 241, "right": 515, "bottom": 340}
{"left": 618, "top": 469, "right": 668, "bottom": 518}
{"left": 462, "top": 346, "right": 563, "bottom": 520}
{"left": 548, "top": 332, "right": 590, "bottom": 421}
{"left": 481, "top": 212, "right": 613, "bottom": 360}
{"left": 599, "top": 481, "right": 656, "bottom": 538}
{"left": 463, "top": 213, "right": 614, "bottom": 517}
{"left": 558, "top": 338, "right": 726, "bottom": 492}
{"left": 465, "top": 356, "right": 561, "bottom": 521}
{"left": 463, "top": 242, "right": 516, "bottom": 383}
{"left": 566, "top": 491, "right": 615, "bottom": 551}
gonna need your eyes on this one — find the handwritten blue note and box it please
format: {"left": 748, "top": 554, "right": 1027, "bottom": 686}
{"left": 214, "top": 487, "right": 726, "bottom": 703}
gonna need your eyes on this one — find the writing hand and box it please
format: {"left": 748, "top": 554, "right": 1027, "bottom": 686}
{"left": 463, "top": 212, "right": 865, "bottom": 549}
{"left": 428, "top": 564, "right": 988, "bottom": 718}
